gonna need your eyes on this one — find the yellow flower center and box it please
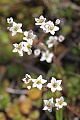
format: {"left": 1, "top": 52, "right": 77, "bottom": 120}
{"left": 47, "top": 102, "right": 51, "bottom": 107}
{"left": 36, "top": 80, "right": 41, "bottom": 84}
{"left": 45, "top": 54, "right": 48, "bottom": 58}
{"left": 14, "top": 26, "right": 18, "bottom": 31}
{"left": 39, "top": 19, "right": 43, "bottom": 23}
{"left": 27, "top": 34, "right": 32, "bottom": 39}
{"left": 50, "top": 26, "right": 54, "bottom": 31}
{"left": 27, "top": 44, "right": 32, "bottom": 49}
{"left": 58, "top": 101, "right": 63, "bottom": 105}
{"left": 17, "top": 45, "right": 21, "bottom": 50}
{"left": 52, "top": 83, "right": 57, "bottom": 88}
{"left": 50, "top": 40, "right": 54, "bottom": 44}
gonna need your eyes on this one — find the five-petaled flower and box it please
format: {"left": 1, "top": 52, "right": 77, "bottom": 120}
{"left": 22, "top": 74, "right": 32, "bottom": 84}
{"left": 55, "top": 96, "right": 67, "bottom": 110}
{"left": 13, "top": 42, "right": 24, "bottom": 56}
{"left": 55, "top": 19, "right": 60, "bottom": 25}
{"left": 35, "top": 15, "right": 46, "bottom": 25}
{"left": 40, "top": 20, "right": 59, "bottom": 35}
{"left": 23, "top": 30, "right": 36, "bottom": 42}
{"left": 46, "top": 36, "right": 58, "bottom": 48}
{"left": 47, "top": 77, "right": 62, "bottom": 93}
{"left": 7, "top": 16, "right": 67, "bottom": 112}
{"left": 34, "top": 49, "right": 41, "bottom": 56}
{"left": 58, "top": 35, "right": 65, "bottom": 42}
{"left": 32, "top": 75, "right": 47, "bottom": 90}
{"left": 7, "top": 17, "right": 13, "bottom": 24}
{"left": 43, "top": 97, "right": 54, "bottom": 112}
{"left": 9, "top": 22, "right": 22, "bottom": 36}
{"left": 22, "top": 40, "right": 33, "bottom": 55}
{"left": 40, "top": 50, "right": 54, "bottom": 63}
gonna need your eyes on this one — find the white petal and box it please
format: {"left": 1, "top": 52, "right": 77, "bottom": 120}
{"left": 48, "top": 108, "right": 52, "bottom": 112}
{"left": 56, "top": 80, "right": 62, "bottom": 85}
{"left": 63, "top": 102, "right": 67, "bottom": 106}
{"left": 18, "top": 23, "right": 22, "bottom": 27}
{"left": 51, "top": 77, "right": 56, "bottom": 83}
{"left": 48, "top": 44, "right": 53, "bottom": 48}
{"left": 12, "top": 48, "right": 17, "bottom": 52}
{"left": 41, "top": 79, "right": 47, "bottom": 84}
{"left": 43, "top": 100, "right": 48, "bottom": 104}
{"left": 27, "top": 49, "right": 32, "bottom": 55}
{"left": 43, "top": 106, "right": 48, "bottom": 110}
{"left": 35, "top": 18, "right": 38, "bottom": 22}
{"left": 12, "top": 31, "right": 16, "bottom": 36}
{"left": 49, "top": 97, "right": 53, "bottom": 103}
{"left": 23, "top": 37, "right": 28, "bottom": 41}
{"left": 32, "top": 83, "right": 37, "bottom": 88}
{"left": 37, "top": 84, "right": 42, "bottom": 90}
{"left": 22, "top": 78, "right": 25, "bottom": 81}
{"left": 51, "top": 87, "right": 56, "bottom": 93}
{"left": 60, "top": 96, "right": 64, "bottom": 102}
{"left": 40, "top": 56, "right": 46, "bottom": 61}
{"left": 27, "top": 86, "right": 31, "bottom": 89}
{"left": 50, "top": 53, "right": 54, "bottom": 58}
{"left": 54, "top": 26, "right": 59, "bottom": 31}
{"left": 46, "top": 58, "right": 52, "bottom": 63}
{"left": 17, "top": 28, "right": 22, "bottom": 33}
{"left": 47, "top": 83, "right": 52, "bottom": 88}
{"left": 13, "top": 43, "right": 18, "bottom": 47}
{"left": 24, "top": 31, "right": 28, "bottom": 36}
{"left": 31, "top": 79, "right": 36, "bottom": 82}
{"left": 37, "top": 75, "right": 42, "bottom": 80}
{"left": 57, "top": 86, "right": 62, "bottom": 91}
{"left": 50, "top": 31, "right": 55, "bottom": 35}
{"left": 13, "top": 22, "right": 17, "bottom": 27}
{"left": 56, "top": 98, "right": 59, "bottom": 103}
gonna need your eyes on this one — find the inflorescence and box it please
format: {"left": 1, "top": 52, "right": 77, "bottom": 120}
{"left": 7, "top": 15, "right": 67, "bottom": 112}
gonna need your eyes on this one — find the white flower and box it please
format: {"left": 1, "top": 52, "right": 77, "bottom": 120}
{"left": 40, "top": 20, "right": 59, "bottom": 35}
{"left": 22, "top": 74, "right": 32, "bottom": 84}
{"left": 58, "top": 35, "right": 65, "bottom": 42}
{"left": 55, "top": 96, "right": 67, "bottom": 110}
{"left": 46, "top": 36, "right": 58, "bottom": 48}
{"left": 23, "top": 30, "right": 36, "bottom": 41}
{"left": 27, "top": 86, "right": 31, "bottom": 90}
{"left": 47, "top": 77, "right": 62, "bottom": 93}
{"left": 32, "top": 75, "right": 47, "bottom": 90}
{"left": 40, "top": 50, "right": 54, "bottom": 63}
{"left": 35, "top": 15, "right": 46, "bottom": 25}
{"left": 55, "top": 19, "right": 60, "bottom": 25}
{"left": 22, "top": 40, "right": 33, "bottom": 55}
{"left": 43, "top": 97, "right": 54, "bottom": 112}
{"left": 34, "top": 49, "right": 41, "bottom": 56}
{"left": 13, "top": 42, "right": 24, "bottom": 56}
{"left": 9, "top": 22, "right": 22, "bottom": 36}
{"left": 7, "top": 17, "right": 13, "bottom": 24}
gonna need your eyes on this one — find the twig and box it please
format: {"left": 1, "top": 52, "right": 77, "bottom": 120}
{"left": 67, "top": 105, "right": 80, "bottom": 118}
{"left": 6, "top": 88, "right": 27, "bottom": 95}
{"left": 36, "top": 32, "right": 46, "bottom": 44}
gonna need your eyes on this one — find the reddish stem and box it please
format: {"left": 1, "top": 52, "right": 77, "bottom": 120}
{"left": 36, "top": 32, "right": 46, "bottom": 44}
{"left": 53, "top": 55, "right": 80, "bottom": 118}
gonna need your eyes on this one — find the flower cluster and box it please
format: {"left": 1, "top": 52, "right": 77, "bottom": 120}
{"left": 46, "top": 35, "right": 65, "bottom": 48}
{"left": 7, "top": 17, "right": 36, "bottom": 56}
{"left": 22, "top": 74, "right": 47, "bottom": 90}
{"left": 43, "top": 96, "right": 67, "bottom": 112}
{"left": 7, "top": 16, "right": 65, "bottom": 63}
{"left": 22, "top": 74, "right": 67, "bottom": 111}
{"left": 35, "top": 15, "right": 59, "bottom": 35}
{"left": 7, "top": 15, "right": 67, "bottom": 113}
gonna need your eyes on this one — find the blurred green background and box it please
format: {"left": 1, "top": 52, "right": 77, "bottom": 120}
{"left": 0, "top": 0, "right": 80, "bottom": 120}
